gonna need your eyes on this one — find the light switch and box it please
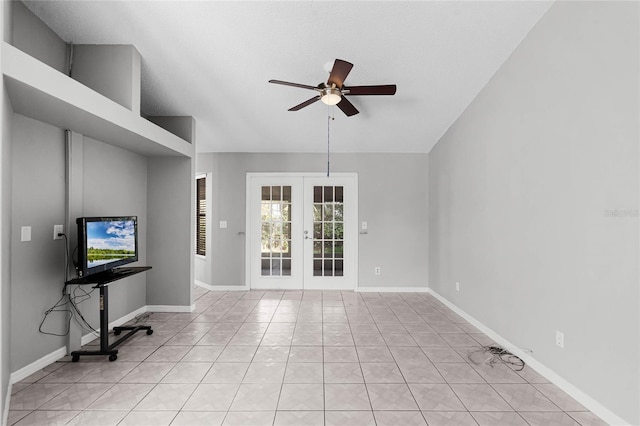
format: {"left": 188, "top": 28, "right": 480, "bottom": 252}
{"left": 361, "top": 221, "right": 368, "bottom": 230}
{"left": 219, "top": 221, "right": 228, "bottom": 229}
{"left": 21, "top": 226, "right": 31, "bottom": 242}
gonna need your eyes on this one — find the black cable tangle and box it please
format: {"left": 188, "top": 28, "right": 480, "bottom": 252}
{"left": 41, "top": 234, "right": 100, "bottom": 337}
{"left": 69, "top": 285, "right": 99, "bottom": 335}
{"left": 38, "top": 293, "right": 73, "bottom": 337}
{"left": 467, "top": 345, "right": 526, "bottom": 371}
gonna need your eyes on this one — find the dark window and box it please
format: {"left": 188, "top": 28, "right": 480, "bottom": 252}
{"left": 196, "top": 177, "right": 206, "bottom": 256}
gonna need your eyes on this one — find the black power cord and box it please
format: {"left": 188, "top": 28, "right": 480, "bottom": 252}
{"left": 40, "top": 232, "right": 99, "bottom": 337}
{"left": 467, "top": 345, "right": 526, "bottom": 371}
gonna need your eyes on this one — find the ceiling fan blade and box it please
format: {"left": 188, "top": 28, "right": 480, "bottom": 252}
{"left": 327, "top": 59, "right": 354, "bottom": 88}
{"left": 345, "top": 85, "right": 397, "bottom": 96}
{"left": 269, "top": 80, "right": 319, "bottom": 91}
{"left": 288, "top": 96, "right": 321, "bottom": 111}
{"left": 337, "top": 96, "right": 359, "bottom": 117}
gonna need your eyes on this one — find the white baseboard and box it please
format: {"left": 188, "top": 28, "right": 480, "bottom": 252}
{"left": 195, "top": 281, "right": 429, "bottom": 294}
{"left": 3, "top": 382, "right": 11, "bottom": 426}
{"left": 146, "top": 304, "right": 195, "bottom": 313}
{"left": 195, "top": 281, "right": 248, "bottom": 292}
{"left": 9, "top": 346, "right": 67, "bottom": 385}
{"left": 426, "top": 288, "right": 629, "bottom": 426}
{"left": 356, "top": 286, "right": 429, "bottom": 293}
{"left": 80, "top": 305, "right": 149, "bottom": 346}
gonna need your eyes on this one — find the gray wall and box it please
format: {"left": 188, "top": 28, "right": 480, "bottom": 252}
{"left": 428, "top": 2, "right": 639, "bottom": 424}
{"left": 10, "top": 114, "right": 67, "bottom": 370}
{"left": 196, "top": 153, "right": 428, "bottom": 290}
{"left": 11, "top": 0, "right": 68, "bottom": 74}
{"left": 1, "top": 1, "right": 13, "bottom": 419}
{"left": 5, "top": 2, "right": 154, "bottom": 373}
{"left": 8, "top": 117, "right": 150, "bottom": 371}
{"left": 146, "top": 157, "right": 194, "bottom": 307}
{"left": 79, "top": 137, "right": 148, "bottom": 323}
{"left": 72, "top": 45, "right": 141, "bottom": 113}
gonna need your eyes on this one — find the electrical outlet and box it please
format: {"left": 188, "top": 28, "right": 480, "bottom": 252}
{"left": 374, "top": 267, "right": 381, "bottom": 275}
{"left": 456, "top": 282, "right": 460, "bottom": 292}
{"left": 53, "top": 225, "right": 63, "bottom": 240}
{"left": 21, "top": 226, "right": 31, "bottom": 242}
{"left": 555, "top": 330, "right": 564, "bottom": 349}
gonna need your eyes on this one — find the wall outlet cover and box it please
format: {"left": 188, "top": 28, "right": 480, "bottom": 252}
{"left": 53, "top": 225, "right": 64, "bottom": 240}
{"left": 21, "top": 226, "right": 32, "bottom": 242}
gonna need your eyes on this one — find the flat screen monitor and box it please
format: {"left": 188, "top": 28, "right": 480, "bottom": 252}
{"left": 76, "top": 216, "right": 138, "bottom": 278}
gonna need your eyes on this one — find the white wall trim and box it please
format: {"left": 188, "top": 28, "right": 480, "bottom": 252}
{"left": 147, "top": 304, "right": 195, "bottom": 313}
{"left": 9, "top": 300, "right": 193, "bottom": 390}
{"left": 80, "top": 305, "right": 148, "bottom": 346}
{"left": 9, "top": 346, "right": 66, "bottom": 385}
{"left": 195, "top": 280, "right": 248, "bottom": 292}
{"left": 427, "top": 288, "right": 629, "bottom": 426}
{"left": 357, "top": 286, "right": 429, "bottom": 293}
{"left": 3, "top": 382, "right": 10, "bottom": 426}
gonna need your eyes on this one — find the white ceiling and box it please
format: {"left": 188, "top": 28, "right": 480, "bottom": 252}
{"left": 24, "top": 1, "right": 553, "bottom": 154}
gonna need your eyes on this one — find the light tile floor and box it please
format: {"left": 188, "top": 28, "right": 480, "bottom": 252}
{"left": 8, "top": 288, "right": 608, "bottom": 426}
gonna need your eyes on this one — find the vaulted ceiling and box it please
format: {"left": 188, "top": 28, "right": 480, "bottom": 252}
{"left": 24, "top": 1, "right": 553, "bottom": 153}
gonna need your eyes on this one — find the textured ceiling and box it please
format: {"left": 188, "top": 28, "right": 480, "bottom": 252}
{"left": 24, "top": 1, "right": 553, "bottom": 153}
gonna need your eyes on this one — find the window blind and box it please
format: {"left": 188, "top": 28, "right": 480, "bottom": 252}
{"left": 196, "top": 177, "right": 206, "bottom": 256}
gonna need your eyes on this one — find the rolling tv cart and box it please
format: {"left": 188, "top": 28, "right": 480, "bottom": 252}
{"left": 65, "top": 266, "right": 153, "bottom": 362}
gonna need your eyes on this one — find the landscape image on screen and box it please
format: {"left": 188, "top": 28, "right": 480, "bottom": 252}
{"left": 86, "top": 220, "right": 136, "bottom": 267}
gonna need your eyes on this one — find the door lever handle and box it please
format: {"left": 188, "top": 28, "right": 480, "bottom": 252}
{"left": 304, "top": 230, "right": 311, "bottom": 240}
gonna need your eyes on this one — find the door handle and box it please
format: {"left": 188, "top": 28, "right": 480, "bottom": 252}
{"left": 304, "top": 230, "right": 312, "bottom": 240}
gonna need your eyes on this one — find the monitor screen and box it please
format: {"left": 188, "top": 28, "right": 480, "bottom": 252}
{"left": 77, "top": 216, "right": 138, "bottom": 277}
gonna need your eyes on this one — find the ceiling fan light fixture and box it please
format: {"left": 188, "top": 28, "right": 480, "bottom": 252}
{"left": 321, "top": 87, "right": 342, "bottom": 105}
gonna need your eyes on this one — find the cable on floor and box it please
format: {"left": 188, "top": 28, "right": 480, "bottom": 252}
{"left": 467, "top": 345, "right": 527, "bottom": 371}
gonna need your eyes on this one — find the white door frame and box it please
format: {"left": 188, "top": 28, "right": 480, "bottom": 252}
{"left": 245, "top": 172, "right": 358, "bottom": 290}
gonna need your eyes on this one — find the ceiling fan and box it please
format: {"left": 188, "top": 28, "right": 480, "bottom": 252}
{"left": 269, "top": 59, "right": 396, "bottom": 117}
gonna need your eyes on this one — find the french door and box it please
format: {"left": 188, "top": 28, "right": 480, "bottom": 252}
{"left": 247, "top": 173, "right": 358, "bottom": 290}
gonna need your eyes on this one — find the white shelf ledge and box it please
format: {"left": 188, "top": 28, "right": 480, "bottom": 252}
{"left": 3, "top": 42, "right": 193, "bottom": 158}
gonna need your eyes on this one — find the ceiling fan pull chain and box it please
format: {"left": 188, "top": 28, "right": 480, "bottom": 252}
{"left": 327, "top": 112, "right": 331, "bottom": 177}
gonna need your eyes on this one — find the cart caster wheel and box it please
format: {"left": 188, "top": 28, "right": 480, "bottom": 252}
{"left": 72, "top": 355, "right": 79, "bottom": 362}
{"left": 146, "top": 329, "right": 153, "bottom": 335}
{"left": 113, "top": 329, "right": 121, "bottom": 336}
{"left": 109, "top": 354, "right": 117, "bottom": 362}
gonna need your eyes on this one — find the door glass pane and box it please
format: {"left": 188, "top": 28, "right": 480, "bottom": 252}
{"left": 282, "top": 259, "right": 291, "bottom": 276}
{"left": 323, "top": 204, "right": 333, "bottom": 221}
{"left": 283, "top": 186, "right": 291, "bottom": 202}
{"left": 334, "top": 204, "right": 343, "bottom": 221}
{"left": 324, "top": 186, "right": 334, "bottom": 202}
{"left": 313, "top": 204, "right": 322, "bottom": 221}
{"left": 261, "top": 185, "right": 293, "bottom": 277}
{"left": 312, "top": 185, "right": 344, "bottom": 277}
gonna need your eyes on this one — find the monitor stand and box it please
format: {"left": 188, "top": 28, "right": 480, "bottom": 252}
{"left": 65, "top": 266, "right": 152, "bottom": 362}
